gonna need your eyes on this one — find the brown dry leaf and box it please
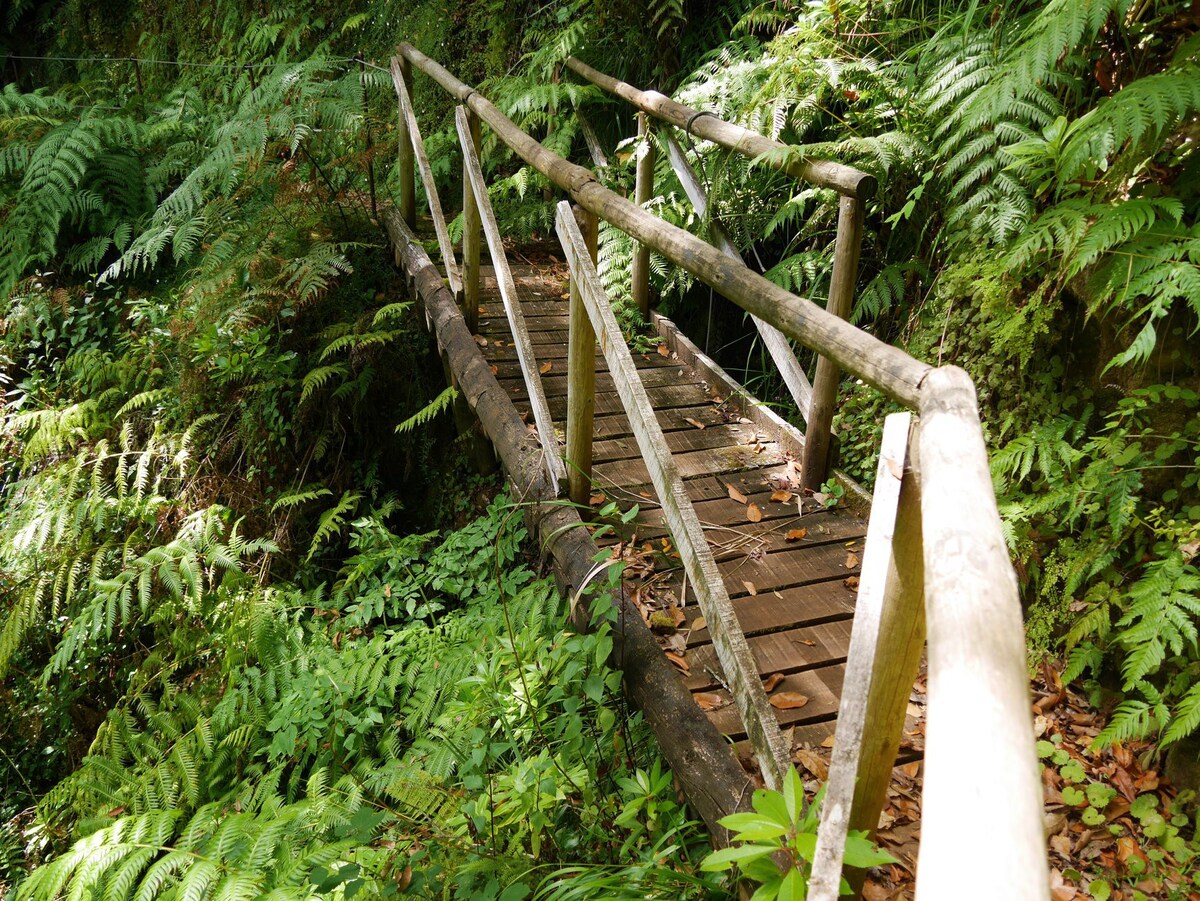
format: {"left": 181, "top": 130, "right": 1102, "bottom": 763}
{"left": 785, "top": 528, "right": 808, "bottom": 542}
{"left": 657, "top": 343, "right": 671, "bottom": 357}
{"left": 665, "top": 651, "right": 690, "bottom": 673}
{"left": 846, "top": 552, "right": 861, "bottom": 568}
{"left": 770, "top": 691, "right": 809, "bottom": 710}
{"left": 667, "top": 606, "right": 686, "bottom": 627}
{"left": 794, "top": 748, "right": 829, "bottom": 780}
{"left": 843, "top": 575, "right": 860, "bottom": 590}
{"left": 770, "top": 491, "right": 793, "bottom": 503}
{"left": 490, "top": 364, "right": 499, "bottom": 375}
{"left": 540, "top": 361, "right": 553, "bottom": 374}
{"left": 795, "top": 638, "right": 815, "bottom": 647}
{"left": 638, "top": 490, "right": 653, "bottom": 498}
{"left": 763, "top": 672, "right": 784, "bottom": 692}
{"left": 589, "top": 492, "right": 606, "bottom": 506}
{"left": 684, "top": 417, "right": 706, "bottom": 430}
{"left": 691, "top": 615, "right": 707, "bottom": 632}
{"left": 728, "top": 485, "right": 749, "bottom": 505}
{"left": 743, "top": 580, "right": 758, "bottom": 596}
{"left": 474, "top": 335, "right": 488, "bottom": 348}
{"left": 901, "top": 761, "right": 921, "bottom": 778}
{"left": 695, "top": 692, "right": 726, "bottom": 711}
{"left": 746, "top": 503, "right": 763, "bottom": 523}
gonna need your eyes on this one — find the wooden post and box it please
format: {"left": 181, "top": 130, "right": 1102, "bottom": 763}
{"left": 543, "top": 64, "right": 560, "bottom": 202}
{"left": 556, "top": 200, "right": 791, "bottom": 790}
{"left": 394, "top": 56, "right": 416, "bottom": 228}
{"left": 809, "top": 413, "right": 924, "bottom": 901}
{"left": 360, "top": 55, "right": 378, "bottom": 220}
{"left": 461, "top": 108, "right": 482, "bottom": 334}
{"left": 631, "top": 112, "right": 655, "bottom": 319}
{"left": 801, "top": 195, "right": 864, "bottom": 492}
{"left": 915, "top": 367, "right": 1050, "bottom": 901}
{"left": 565, "top": 205, "right": 598, "bottom": 506}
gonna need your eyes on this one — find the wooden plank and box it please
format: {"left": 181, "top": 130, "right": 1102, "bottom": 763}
{"left": 457, "top": 106, "right": 565, "bottom": 489}
{"left": 397, "top": 43, "right": 932, "bottom": 408}
{"left": 663, "top": 130, "right": 813, "bottom": 423}
{"left": 631, "top": 113, "right": 655, "bottom": 318}
{"left": 802, "top": 195, "right": 864, "bottom": 491}
{"left": 809, "top": 413, "right": 922, "bottom": 901}
{"left": 593, "top": 404, "right": 725, "bottom": 439}
{"left": 535, "top": 383, "right": 719, "bottom": 420}
{"left": 705, "top": 664, "right": 844, "bottom": 737}
{"left": 497, "top": 365, "right": 686, "bottom": 399}
{"left": 391, "top": 61, "right": 461, "bottom": 298}
{"left": 565, "top": 206, "right": 599, "bottom": 505}
{"left": 565, "top": 55, "right": 874, "bottom": 199}
{"left": 556, "top": 200, "right": 791, "bottom": 790}
{"left": 594, "top": 442, "right": 786, "bottom": 485}
{"left": 915, "top": 368, "right": 1050, "bottom": 901}
{"left": 684, "top": 580, "right": 857, "bottom": 646}
{"left": 593, "top": 423, "right": 767, "bottom": 463}
{"left": 576, "top": 107, "right": 609, "bottom": 169}
{"left": 715, "top": 541, "right": 860, "bottom": 597}
{"left": 684, "top": 619, "right": 854, "bottom": 692}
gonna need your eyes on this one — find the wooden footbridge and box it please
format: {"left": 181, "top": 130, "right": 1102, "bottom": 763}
{"left": 382, "top": 44, "right": 1049, "bottom": 900}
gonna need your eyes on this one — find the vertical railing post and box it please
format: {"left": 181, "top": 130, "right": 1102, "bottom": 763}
{"left": 395, "top": 55, "right": 416, "bottom": 228}
{"left": 566, "top": 205, "right": 599, "bottom": 506}
{"left": 631, "top": 112, "right": 656, "bottom": 319}
{"left": 801, "top": 194, "right": 864, "bottom": 492}
{"left": 461, "top": 108, "right": 482, "bottom": 334}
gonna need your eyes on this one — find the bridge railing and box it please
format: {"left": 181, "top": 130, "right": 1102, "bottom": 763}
{"left": 389, "top": 42, "right": 1049, "bottom": 901}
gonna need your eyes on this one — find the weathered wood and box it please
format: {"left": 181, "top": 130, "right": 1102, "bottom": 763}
{"left": 631, "top": 113, "right": 655, "bottom": 318}
{"left": 461, "top": 107, "right": 482, "bottom": 333}
{"left": 576, "top": 108, "right": 609, "bottom": 169}
{"left": 809, "top": 413, "right": 924, "bottom": 901}
{"left": 383, "top": 202, "right": 755, "bottom": 838}
{"left": 565, "top": 55, "right": 875, "bottom": 200}
{"left": 566, "top": 206, "right": 599, "bottom": 505}
{"left": 556, "top": 200, "right": 791, "bottom": 791}
{"left": 915, "top": 367, "right": 1049, "bottom": 901}
{"left": 390, "top": 58, "right": 462, "bottom": 299}
{"left": 394, "top": 44, "right": 931, "bottom": 408}
{"left": 802, "top": 195, "right": 864, "bottom": 492}
{"left": 394, "top": 55, "right": 416, "bottom": 227}
{"left": 456, "top": 107, "right": 565, "bottom": 489}
{"left": 663, "top": 130, "right": 814, "bottom": 423}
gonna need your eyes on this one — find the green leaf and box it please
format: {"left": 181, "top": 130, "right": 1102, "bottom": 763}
{"left": 701, "top": 843, "right": 776, "bottom": 872}
{"left": 778, "top": 867, "right": 805, "bottom": 901}
{"left": 843, "top": 831, "right": 898, "bottom": 869}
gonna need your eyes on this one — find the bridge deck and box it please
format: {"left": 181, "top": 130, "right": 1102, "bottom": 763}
{"left": 474, "top": 258, "right": 922, "bottom": 772}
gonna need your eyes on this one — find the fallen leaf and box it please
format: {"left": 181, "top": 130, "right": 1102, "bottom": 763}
{"left": 794, "top": 638, "right": 815, "bottom": 647}
{"left": 490, "top": 364, "right": 499, "bottom": 375}
{"left": 589, "top": 492, "right": 606, "bottom": 506}
{"left": 901, "top": 761, "right": 920, "bottom": 778}
{"left": 662, "top": 632, "right": 686, "bottom": 653}
{"left": 786, "top": 528, "right": 808, "bottom": 542}
{"left": 746, "top": 503, "right": 763, "bottom": 523}
{"left": 690, "top": 615, "right": 707, "bottom": 632}
{"left": 843, "top": 576, "right": 860, "bottom": 590}
{"left": 684, "top": 417, "right": 706, "bottom": 430}
{"left": 1117, "top": 836, "right": 1147, "bottom": 869}
{"left": 770, "top": 691, "right": 809, "bottom": 710}
{"left": 743, "top": 580, "right": 758, "bottom": 596}
{"left": 657, "top": 343, "right": 671, "bottom": 357}
{"left": 474, "top": 335, "right": 488, "bottom": 347}
{"left": 794, "top": 748, "right": 829, "bottom": 780}
{"left": 763, "top": 672, "right": 785, "bottom": 692}
{"left": 494, "top": 340, "right": 503, "bottom": 347}
{"left": 770, "top": 491, "right": 793, "bottom": 503}
{"left": 728, "top": 485, "right": 749, "bottom": 505}
{"left": 665, "top": 651, "right": 690, "bottom": 673}
{"left": 695, "top": 692, "right": 726, "bottom": 711}
{"left": 667, "top": 606, "right": 686, "bottom": 627}
{"left": 540, "top": 361, "right": 553, "bottom": 374}
{"left": 821, "top": 735, "right": 836, "bottom": 748}
{"left": 845, "top": 552, "right": 860, "bottom": 568}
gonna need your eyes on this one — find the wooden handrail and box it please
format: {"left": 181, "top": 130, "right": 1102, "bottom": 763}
{"left": 564, "top": 56, "right": 876, "bottom": 200}
{"left": 557, "top": 199, "right": 791, "bottom": 789}
{"left": 455, "top": 106, "right": 566, "bottom": 490}
{"left": 393, "top": 43, "right": 929, "bottom": 408}
{"left": 662, "top": 130, "right": 814, "bottom": 422}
